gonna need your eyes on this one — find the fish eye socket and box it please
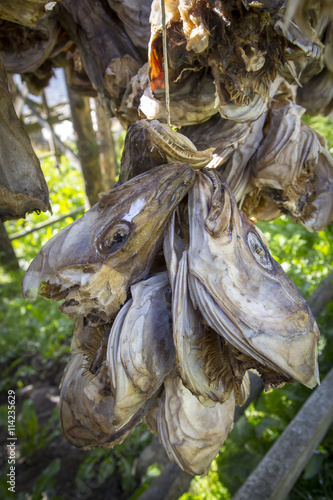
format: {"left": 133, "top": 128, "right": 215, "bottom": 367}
{"left": 247, "top": 231, "right": 273, "bottom": 270}
{"left": 98, "top": 222, "right": 131, "bottom": 253}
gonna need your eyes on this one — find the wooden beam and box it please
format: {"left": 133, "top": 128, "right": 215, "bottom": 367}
{"left": 232, "top": 367, "right": 333, "bottom": 500}
{"left": 307, "top": 271, "right": 333, "bottom": 319}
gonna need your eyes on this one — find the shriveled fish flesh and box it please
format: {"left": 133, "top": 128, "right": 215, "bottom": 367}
{"left": 119, "top": 119, "right": 214, "bottom": 183}
{"left": 59, "top": 352, "right": 148, "bottom": 450}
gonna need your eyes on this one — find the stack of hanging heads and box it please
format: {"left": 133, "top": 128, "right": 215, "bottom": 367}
{"left": 22, "top": 0, "right": 333, "bottom": 475}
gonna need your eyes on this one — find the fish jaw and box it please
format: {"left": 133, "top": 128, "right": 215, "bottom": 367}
{"left": 22, "top": 163, "right": 195, "bottom": 320}
{"left": 249, "top": 315, "right": 320, "bottom": 389}
{"left": 146, "top": 120, "right": 215, "bottom": 168}
{"left": 188, "top": 170, "right": 320, "bottom": 387}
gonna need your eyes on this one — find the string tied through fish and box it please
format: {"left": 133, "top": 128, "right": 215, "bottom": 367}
{"left": 161, "top": 0, "right": 171, "bottom": 127}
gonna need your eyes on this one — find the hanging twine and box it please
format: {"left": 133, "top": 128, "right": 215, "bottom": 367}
{"left": 161, "top": 0, "right": 171, "bottom": 127}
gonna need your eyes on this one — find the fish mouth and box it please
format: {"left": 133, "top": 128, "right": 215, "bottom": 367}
{"left": 250, "top": 328, "right": 320, "bottom": 389}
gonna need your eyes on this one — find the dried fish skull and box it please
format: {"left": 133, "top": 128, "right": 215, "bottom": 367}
{"left": 22, "top": 163, "right": 195, "bottom": 321}
{"left": 120, "top": 119, "right": 214, "bottom": 183}
{"left": 187, "top": 169, "right": 320, "bottom": 389}
{"left": 164, "top": 211, "right": 251, "bottom": 403}
{"left": 59, "top": 350, "right": 147, "bottom": 450}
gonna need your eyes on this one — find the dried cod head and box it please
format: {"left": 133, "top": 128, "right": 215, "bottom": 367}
{"left": 187, "top": 169, "right": 320, "bottom": 389}
{"left": 139, "top": 79, "right": 217, "bottom": 126}
{"left": 146, "top": 0, "right": 315, "bottom": 125}
{"left": 107, "top": 273, "right": 175, "bottom": 428}
{"left": 164, "top": 210, "right": 251, "bottom": 404}
{"left": 181, "top": 113, "right": 252, "bottom": 168}
{"left": 250, "top": 99, "right": 333, "bottom": 231}
{"left": 22, "top": 163, "right": 195, "bottom": 320}
{"left": 157, "top": 370, "right": 235, "bottom": 476}
{"left": 60, "top": 334, "right": 148, "bottom": 450}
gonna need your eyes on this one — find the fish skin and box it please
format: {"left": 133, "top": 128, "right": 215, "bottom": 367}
{"left": 164, "top": 210, "right": 252, "bottom": 402}
{"left": 120, "top": 273, "right": 174, "bottom": 394}
{"left": 59, "top": 351, "right": 148, "bottom": 450}
{"left": 187, "top": 170, "right": 320, "bottom": 389}
{"left": 172, "top": 249, "right": 228, "bottom": 404}
{"left": 107, "top": 272, "right": 174, "bottom": 429}
{"left": 157, "top": 370, "right": 235, "bottom": 476}
{"left": 22, "top": 163, "right": 195, "bottom": 321}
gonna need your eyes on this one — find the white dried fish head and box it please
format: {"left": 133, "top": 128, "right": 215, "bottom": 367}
{"left": 188, "top": 170, "right": 320, "bottom": 389}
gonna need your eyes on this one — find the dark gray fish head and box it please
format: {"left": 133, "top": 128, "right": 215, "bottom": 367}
{"left": 22, "top": 163, "right": 195, "bottom": 320}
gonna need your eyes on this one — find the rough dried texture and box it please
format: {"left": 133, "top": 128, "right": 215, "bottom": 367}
{"left": 250, "top": 98, "right": 305, "bottom": 191}
{"left": 157, "top": 370, "right": 235, "bottom": 476}
{"left": 187, "top": 170, "right": 320, "bottom": 389}
{"left": 249, "top": 99, "right": 333, "bottom": 231}
{"left": 241, "top": 190, "right": 282, "bottom": 223}
{"left": 0, "top": 55, "right": 50, "bottom": 221}
{"left": 0, "top": 0, "right": 58, "bottom": 28}
{"left": 107, "top": 273, "right": 174, "bottom": 428}
{"left": 0, "top": 13, "right": 61, "bottom": 74}
{"left": 140, "top": 78, "right": 217, "bottom": 126}
{"left": 275, "top": 8, "right": 325, "bottom": 85}
{"left": 119, "top": 119, "right": 214, "bottom": 183}
{"left": 164, "top": 212, "right": 251, "bottom": 404}
{"left": 296, "top": 67, "right": 333, "bottom": 116}
{"left": 22, "top": 163, "right": 195, "bottom": 320}
{"left": 163, "top": 210, "right": 186, "bottom": 285}
{"left": 217, "top": 111, "right": 268, "bottom": 202}
{"left": 182, "top": 114, "right": 251, "bottom": 167}
{"left": 172, "top": 250, "right": 228, "bottom": 404}
{"left": 107, "top": 0, "right": 152, "bottom": 52}
{"left": 58, "top": 0, "right": 143, "bottom": 114}
{"left": 60, "top": 350, "right": 148, "bottom": 450}
{"left": 146, "top": 0, "right": 322, "bottom": 125}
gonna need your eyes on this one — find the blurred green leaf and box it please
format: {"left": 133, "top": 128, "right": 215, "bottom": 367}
{"left": 31, "top": 458, "right": 61, "bottom": 500}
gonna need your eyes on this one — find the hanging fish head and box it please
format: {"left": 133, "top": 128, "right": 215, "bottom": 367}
{"left": 188, "top": 170, "right": 320, "bottom": 389}
{"left": 22, "top": 163, "right": 195, "bottom": 320}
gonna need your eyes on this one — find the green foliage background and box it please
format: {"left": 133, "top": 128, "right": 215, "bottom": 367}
{"left": 0, "top": 115, "right": 333, "bottom": 499}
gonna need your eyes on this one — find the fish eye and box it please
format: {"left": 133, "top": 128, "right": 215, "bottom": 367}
{"left": 247, "top": 231, "right": 273, "bottom": 270}
{"left": 98, "top": 222, "right": 131, "bottom": 253}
